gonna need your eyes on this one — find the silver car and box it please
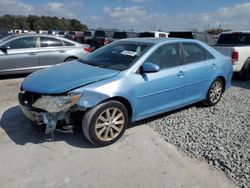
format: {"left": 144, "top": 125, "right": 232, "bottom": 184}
{"left": 0, "top": 34, "right": 90, "bottom": 75}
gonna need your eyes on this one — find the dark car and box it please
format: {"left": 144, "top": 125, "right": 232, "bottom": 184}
{"left": 108, "top": 31, "right": 128, "bottom": 43}
{"left": 168, "top": 31, "right": 216, "bottom": 45}
{"left": 90, "top": 30, "right": 108, "bottom": 50}
{"left": 65, "top": 31, "right": 84, "bottom": 43}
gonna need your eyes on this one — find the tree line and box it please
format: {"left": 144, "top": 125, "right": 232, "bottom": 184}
{"left": 0, "top": 15, "right": 88, "bottom": 31}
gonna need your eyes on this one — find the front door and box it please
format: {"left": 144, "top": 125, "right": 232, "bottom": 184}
{"left": 0, "top": 36, "right": 39, "bottom": 73}
{"left": 134, "top": 43, "right": 185, "bottom": 120}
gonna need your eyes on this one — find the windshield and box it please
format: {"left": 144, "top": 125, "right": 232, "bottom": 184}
{"left": 80, "top": 42, "right": 151, "bottom": 71}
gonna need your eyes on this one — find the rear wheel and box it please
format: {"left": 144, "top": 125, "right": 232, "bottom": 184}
{"left": 237, "top": 59, "right": 250, "bottom": 80}
{"left": 203, "top": 78, "right": 224, "bottom": 107}
{"left": 82, "top": 101, "right": 128, "bottom": 146}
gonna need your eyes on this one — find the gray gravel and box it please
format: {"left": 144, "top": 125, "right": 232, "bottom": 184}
{"left": 147, "top": 80, "right": 250, "bottom": 188}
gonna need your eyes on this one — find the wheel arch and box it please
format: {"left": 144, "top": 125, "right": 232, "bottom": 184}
{"left": 108, "top": 96, "right": 133, "bottom": 122}
{"left": 64, "top": 56, "right": 79, "bottom": 62}
{"left": 216, "top": 76, "right": 226, "bottom": 92}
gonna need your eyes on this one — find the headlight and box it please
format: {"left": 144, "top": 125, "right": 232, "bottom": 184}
{"left": 32, "top": 94, "right": 81, "bottom": 113}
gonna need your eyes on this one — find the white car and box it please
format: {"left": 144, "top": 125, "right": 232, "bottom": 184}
{"left": 214, "top": 31, "right": 250, "bottom": 80}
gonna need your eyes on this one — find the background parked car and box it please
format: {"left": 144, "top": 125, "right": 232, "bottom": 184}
{"left": 65, "top": 31, "right": 84, "bottom": 43}
{"left": 214, "top": 31, "right": 250, "bottom": 80}
{"left": 168, "top": 31, "right": 216, "bottom": 45}
{"left": 90, "top": 30, "right": 109, "bottom": 50}
{"left": 138, "top": 31, "right": 169, "bottom": 38}
{"left": 83, "top": 31, "right": 93, "bottom": 44}
{"left": 0, "top": 34, "right": 90, "bottom": 75}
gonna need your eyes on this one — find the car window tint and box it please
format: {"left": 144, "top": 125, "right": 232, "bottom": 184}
{"left": 182, "top": 43, "right": 207, "bottom": 64}
{"left": 146, "top": 43, "right": 180, "bottom": 70}
{"left": 40, "top": 37, "right": 63, "bottom": 47}
{"left": 84, "top": 32, "right": 92, "bottom": 36}
{"left": 62, "top": 40, "right": 75, "bottom": 46}
{"left": 6, "top": 37, "right": 36, "bottom": 49}
{"left": 159, "top": 33, "right": 166, "bottom": 38}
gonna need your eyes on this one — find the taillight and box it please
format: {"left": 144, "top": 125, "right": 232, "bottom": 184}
{"left": 104, "top": 37, "right": 108, "bottom": 45}
{"left": 231, "top": 51, "right": 238, "bottom": 64}
{"left": 84, "top": 47, "right": 92, "bottom": 52}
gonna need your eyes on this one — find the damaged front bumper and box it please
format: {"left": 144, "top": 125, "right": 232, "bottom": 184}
{"left": 18, "top": 92, "right": 81, "bottom": 134}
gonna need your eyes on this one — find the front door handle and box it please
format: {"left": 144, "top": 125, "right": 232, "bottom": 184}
{"left": 59, "top": 50, "right": 66, "bottom": 53}
{"left": 177, "top": 71, "right": 185, "bottom": 77}
{"left": 211, "top": 63, "right": 217, "bottom": 69}
{"left": 28, "top": 52, "right": 37, "bottom": 55}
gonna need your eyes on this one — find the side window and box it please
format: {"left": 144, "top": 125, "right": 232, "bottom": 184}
{"left": 6, "top": 37, "right": 36, "bottom": 49}
{"left": 40, "top": 37, "right": 63, "bottom": 47}
{"left": 62, "top": 40, "right": 75, "bottom": 46}
{"left": 182, "top": 43, "right": 209, "bottom": 64}
{"left": 146, "top": 43, "right": 180, "bottom": 70}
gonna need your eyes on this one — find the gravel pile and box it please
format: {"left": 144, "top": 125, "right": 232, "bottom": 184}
{"left": 147, "top": 80, "right": 250, "bottom": 188}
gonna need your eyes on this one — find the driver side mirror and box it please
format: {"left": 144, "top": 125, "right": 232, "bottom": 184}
{"left": 0, "top": 46, "right": 9, "bottom": 54}
{"left": 140, "top": 62, "right": 160, "bottom": 73}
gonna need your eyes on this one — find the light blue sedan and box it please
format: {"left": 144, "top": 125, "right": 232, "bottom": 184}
{"left": 19, "top": 38, "right": 233, "bottom": 146}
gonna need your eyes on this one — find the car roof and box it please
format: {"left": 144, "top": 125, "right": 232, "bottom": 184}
{"left": 0, "top": 34, "right": 82, "bottom": 45}
{"left": 119, "top": 37, "right": 197, "bottom": 44}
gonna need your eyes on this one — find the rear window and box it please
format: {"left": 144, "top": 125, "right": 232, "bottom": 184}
{"left": 113, "top": 32, "right": 127, "bottom": 39}
{"left": 84, "top": 32, "right": 92, "bottom": 37}
{"left": 40, "top": 37, "right": 63, "bottom": 47}
{"left": 94, "top": 30, "right": 106, "bottom": 37}
{"left": 217, "top": 33, "right": 250, "bottom": 45}
{"left": 169, "top": 32, "right": 193, "bottom": 39}
{"left": 138, "top": 32, "right": 154, "bottom": 37}
{"left": 69, "top": 31, "right": 76, "bottom": 35}
{"left": 62, "top": 40, "right": 75, "bottom": 46}
{"left": 159, "top": 33, "right": 167, "bottom": 38}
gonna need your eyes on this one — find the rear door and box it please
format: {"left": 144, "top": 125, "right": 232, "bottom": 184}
{"left": 181, "top": 42, "right": 216, "bottom": 104}
{"left": 38, "top": 36, "right": 66, "bottom": 66}
{"left": 0, "top": 36, "right": 39, "bottom": 73}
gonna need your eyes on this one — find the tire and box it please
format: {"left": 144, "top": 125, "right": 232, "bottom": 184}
{"left": 65, "top": 57, "right": 78, "bottom": 62}
{"left": 202, "top": 78, "right": 224, "bottom": 107}
{"left": 82, "top": 101, "right": 128, "bottom": 146}
{"left": 237, "top": 59, "right": 250, "bottom": 80}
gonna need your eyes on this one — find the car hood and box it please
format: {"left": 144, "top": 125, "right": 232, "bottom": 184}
{"left": 21, "top": 61, "right": 120, "bottom": 94}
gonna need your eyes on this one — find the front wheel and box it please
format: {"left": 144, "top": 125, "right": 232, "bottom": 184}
{"left": 82, "top": 101, "right": 128, "bottom": 146}
{"left": 202, "top": 78, "right": 224, "bottom": 107}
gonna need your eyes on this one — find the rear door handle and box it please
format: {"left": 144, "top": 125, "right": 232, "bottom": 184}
{"left": 177, "top": 71, "right": 185, "bottom": 77}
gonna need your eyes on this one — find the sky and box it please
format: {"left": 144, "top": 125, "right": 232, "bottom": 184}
{"left": 0, "top": 0, "right": 250, "bottom": 31}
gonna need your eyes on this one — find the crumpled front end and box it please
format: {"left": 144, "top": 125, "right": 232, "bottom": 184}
{"left": 18, "top": 90, "right": 84, "bottom": 134}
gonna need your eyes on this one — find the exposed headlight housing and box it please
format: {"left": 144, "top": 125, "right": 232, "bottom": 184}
{"left": 32, "top": 94, "right": 81, "bottom": 113}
